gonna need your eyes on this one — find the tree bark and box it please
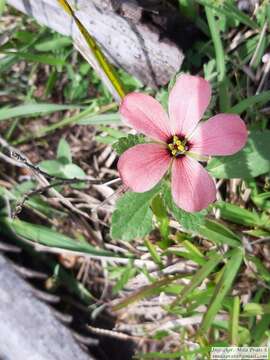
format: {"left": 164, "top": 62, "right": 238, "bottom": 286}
{"left": 7, "top": 0, "right": 184, "bottom": 91}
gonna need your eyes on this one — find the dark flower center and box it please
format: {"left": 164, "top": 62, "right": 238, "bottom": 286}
{"left": 167, "top": 135, "right": 190, "bottom": 158}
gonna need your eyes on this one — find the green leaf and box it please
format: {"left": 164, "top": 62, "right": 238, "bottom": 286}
{"left": 78, "top": 113, "right": 120, "bottom": 125}
{"left": 162, "top": 183, "right": 206, "bottom": 231}
{"left": 144, "top": 238, "right": 162, "bottom": 266}
{"left": 229, "top": 296, "right": 240, "bottom": 345}
{"left": 244, "top": 303, "right": 267, "bottom": 316}
{"left": 229, "top": 90, "right": 270, "bottom": 114}
{"left": 62, "top": 164, "right": 86, "bottom": 189}
{"left": 62, "top": 164, "right": 85, "bottom": 179}
{"left": 151, "top": 195, "right": 170, "bottom": 247}
{"left": 112, "top": 134, "right": 145, "bottom": 155}
{"left": 197, "top": 0, "right": 258, "bottom": 29}
{"left": 205, "top": 6, "right": 229, "bottom": 111}
{"left": 3, "top": 218, "right": 122, "bottom": 259}
{"left": 57, "top": 138, "right": 72, "bottom": 164}
{"left": 39, "top": 160, "right": 63, "bottom": 176}
{"left": 0, "top": 0, "right": 5, "bottom": 15}
{"left": 215, "top": 201, "right": 269, "bottom": 229}
{"left": 1, "top": 51, "right": 66, "bottom": 66}
{"left": 200, "top": 248, "right": 243, "bottom": 333}
{"left": 112, "top": 274, "right": 183, "bottom": 311}
{"left": 35, "top": 37, "right": 72, "bottom": 52}
{"left": 198, "top": 219, "right": 241, "bottom": 247}
{"left": 171, "top": 252, "right": 222, "bottom": 307}
{"left": 247, "top": 256, "right": 270, "bottom": 283}
{"left": 207, "top": 130, "right": 270, "bottom": 179}
{"left": 98, "top": 125, "right": 126, "bottom": 139}
{"left": 113, "top": 263, "right": 137, "bottom": 294}
{"left": 111, "top": 186, "right": 161, "bottom": 241}
{"left": 0, "top": 103, "right": 81, "bottom": 121}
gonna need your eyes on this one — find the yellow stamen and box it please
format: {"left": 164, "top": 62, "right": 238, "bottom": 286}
{"left": 168, "top": 135, "right": 187, "bottom": 157}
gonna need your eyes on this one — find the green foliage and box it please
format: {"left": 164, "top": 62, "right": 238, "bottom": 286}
{"left": 0, "top": 103, "right": 81, "bottom": 122}
{"left": 162, "top": 183, "right": 206, "bottom": 232}
{"left": 200, "top": 248, "right": 243, "bottom": 333}
{"left": 215, "top": 201, "right": 270, "bottom": 229}
{"left": 207, "top": 130, "right": 270, "bottom": 179}
{"left": 229, "top": 90, "right": 270, "bottom": 114}
{"left": 0, "top": 0, "right": 5, "bottom": 15}
{"left": 112, "top": 134, "right": 145, "bottom": 155}
{"left": 111, "top": 185, "right": 161, "bottom": 241}
{"left": 2, "top": 217, "right": 120, "bottom": 259}
{"left": 112, "top": 262, "right": 137, "bottom": 294}
{"left": 34, "top": 36, "right": 72, "bottom": 52}
{"left": 57, "top": 138, "right": 72, "bottom": 164}
{"left": 39, "top": 138, "right": 86, "bottom": 188}
{"left": 171, "top": 252, "right": 222, "bottom": 307}
{"left": 198, "top": 219, "right": 241, "bottom": 247}
{"left": 2, "top": 0, "right": 270, "bottom": 352}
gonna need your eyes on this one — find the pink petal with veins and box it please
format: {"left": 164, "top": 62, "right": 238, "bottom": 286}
{"left": 118, "top": 143, "right": 171, "bottom": 192}
{"left": 120, "top": 93, "right": 171, "bottom": 142}
{"left": 171, "top": 156, "right": 216, "bottom": 212}
{"left": 168, "top": 74, "right": 212, "bottom": 137}
{"left": 190, "top": 114, "right": 248, "bottom": 156}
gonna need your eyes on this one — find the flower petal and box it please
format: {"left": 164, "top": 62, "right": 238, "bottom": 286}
{"left": 171, "top": 156, "right": 216, "bottom": 212}
{"left": 118, "top": 143, "right": 171, "bottom": 192}
{"left": 190, "top": 114, "right": 248, "bottom": 156}
{"left": 120, "top": 93, "right": 171, "bottom": 142}
{"left": 168, "top": 74, "right": 211, "bottom": 137}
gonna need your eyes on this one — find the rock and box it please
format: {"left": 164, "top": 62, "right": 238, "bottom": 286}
{"left": 0, "top": 254, "right": 94, "bottom": 360}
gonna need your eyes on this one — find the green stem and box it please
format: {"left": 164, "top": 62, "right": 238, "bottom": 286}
{"left": 205, "top": 6, "right": 230, "bottom": 112}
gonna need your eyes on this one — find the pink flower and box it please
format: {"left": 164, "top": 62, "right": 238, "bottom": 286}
{"left": 117, "top": 74, "right": 248, "bottom": 213}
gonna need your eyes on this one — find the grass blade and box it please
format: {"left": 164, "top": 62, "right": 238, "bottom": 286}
{"left": 197, "top": 0, "right": 258, "bottom": 29}
{"left": 200, "top": 248, "right": 243, "bottom": 334}
{"left": 1, "top": 51, "right": 66, "bottom": 66}
{"left": 205, "top": 6, "right": 229, "bottom": 111}
{"left": 0, "top": 103, "right": 81, "bottom": 121}
{"left": 229, "top": 296, "right": 240, "bottom": 345}
{"left": 198, "top": 219, "right": 241, "bottom": 247}
{"left": 112, "top": 274, "right": 184, "bottom": 311}
{"left": 78, "top": 113, "right": 120, "bottom": 125}
{"left": 4, "top": 218, "right": 128, "bottom": 260}
{"left": 171, "top": 252, "right": 223, "bottom": 307}
{"left": 229, "top": 90, "right": 270, "bottom": 114}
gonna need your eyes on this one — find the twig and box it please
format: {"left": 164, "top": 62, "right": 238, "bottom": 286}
{"left": 87, "top": 325, "right": 161, "bottom": 343}
{"left": 0, "top": 135, "right": 120, "bottom": 223}
{"left": 250, "top": 237, "right": 270, "bottom": 245}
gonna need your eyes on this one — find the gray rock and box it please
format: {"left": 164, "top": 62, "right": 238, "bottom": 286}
{"left": 0, "top": 254, "right": 94, "bottom": 360}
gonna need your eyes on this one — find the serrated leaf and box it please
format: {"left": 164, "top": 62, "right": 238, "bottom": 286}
{"left": 111, "top": 186, "right": 160, "bottom": 241}
{"left": 207, "top": 130, "right": 270, "bottom": 179}
{"left": 162, "top": 183, "right": 206, "bottom": 231}
{"left": 112, "top": 134, "right": 145, "bottom": 155}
